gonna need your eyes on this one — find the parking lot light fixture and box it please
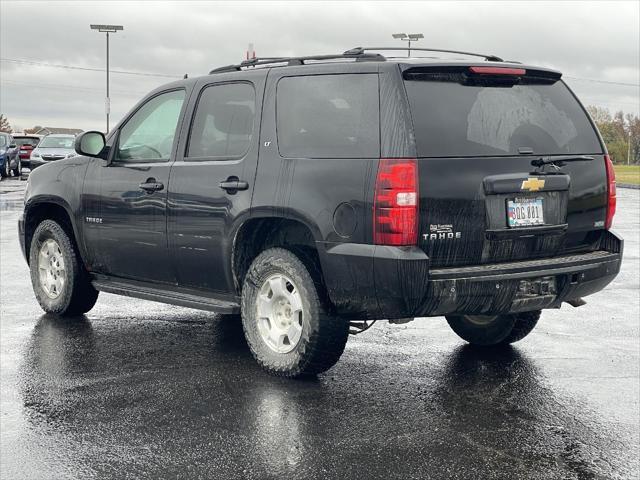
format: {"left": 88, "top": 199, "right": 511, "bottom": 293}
{"left": 90, "top": 24, "right": 124, "bottom": 133}
{"left": 392, "top": 32, "right": 424, "bottom": 57}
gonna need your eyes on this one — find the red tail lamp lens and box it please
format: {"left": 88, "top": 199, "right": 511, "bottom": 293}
{"left": 604, "top": 154, "right": 616, "bottom": 229}
{"left": 373, "top": 158, "right": 419, "bottom": 246}
{"left": 469, "top": 66, "right": 526, "bottom": 75}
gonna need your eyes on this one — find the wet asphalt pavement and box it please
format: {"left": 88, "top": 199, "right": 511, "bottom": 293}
{"left": 0, "top": 176, "right": 638, "bottom": 480}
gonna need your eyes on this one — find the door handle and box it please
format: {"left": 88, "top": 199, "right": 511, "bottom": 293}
{"left": 139, "top": 178, "right": 164, "bottom": 193}
{"left": 219, "top": 177, "right": 249, "bottom": 192}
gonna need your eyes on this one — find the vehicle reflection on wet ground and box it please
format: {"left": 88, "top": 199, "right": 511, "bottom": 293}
{"left": 1, "top": 178, "right": 639, "bottom": 479}
{"left": 0, "top": 175, "right": 26, "bottom": 211}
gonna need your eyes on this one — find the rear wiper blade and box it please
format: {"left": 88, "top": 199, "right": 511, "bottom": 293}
{"left": 531, "top": 155, "right": 594, "bottom": 169}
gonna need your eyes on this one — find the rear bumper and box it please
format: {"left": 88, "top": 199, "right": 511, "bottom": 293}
{"left": 319, "top": 230, "right": 623, "bottom": 319}
{"left": 416, "top": 249, "right": 621, "bottom": 317}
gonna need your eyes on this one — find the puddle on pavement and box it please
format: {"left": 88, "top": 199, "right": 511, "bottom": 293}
{"left": 0, "top": 178, "right": 27, "bottom": 211}
{"left": 0, "top": 199, "right": 24, "bottom": 212}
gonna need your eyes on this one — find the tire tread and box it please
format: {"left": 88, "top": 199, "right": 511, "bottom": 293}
{"left": 501, "top": 310, "right": 540, "bottom": 344}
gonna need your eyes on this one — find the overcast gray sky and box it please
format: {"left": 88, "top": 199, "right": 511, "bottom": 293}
{"left": 1, "top": 0, "right": 638, "bottom": 132}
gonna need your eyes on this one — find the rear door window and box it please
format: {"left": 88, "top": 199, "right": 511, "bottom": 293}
{"left": 187, "top": 82, "right": 255, "bottom": 159}
{"left": 276, "top": 74, "right": 379, "bottom": 158}
{"left": 403, "top": 70, "right": 602, "bottom": 157}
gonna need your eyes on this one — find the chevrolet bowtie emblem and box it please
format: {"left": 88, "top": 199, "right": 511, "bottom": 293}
{"left": 521, "top": 177, "right": 545, "bottom": 192}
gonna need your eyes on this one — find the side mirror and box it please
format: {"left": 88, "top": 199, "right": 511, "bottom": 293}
{"left": 75, "top": 131, "right": 108, "bottom": 159}
{"left": 9, "top": 144, "right": 16, "bottom": 149}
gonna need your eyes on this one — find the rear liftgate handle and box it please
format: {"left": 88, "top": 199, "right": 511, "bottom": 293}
{"left": 219, "top": 176, "right": 249, "bottom": 193}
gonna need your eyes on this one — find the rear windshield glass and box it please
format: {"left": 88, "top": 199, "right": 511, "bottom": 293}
{"left": 39, "top": 136, "right": 74, "bottom": 148}
{"left": 404, "top": 73, "right": 602, "bottom": 157}
{"left": 277, "top": 73, "right": 379, "bottom": 158}
{"left": 14, "top": 137, "right": 39, "bottom": 147}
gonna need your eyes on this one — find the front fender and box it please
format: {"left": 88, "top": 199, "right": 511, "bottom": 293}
{"left": 23, "top": 158, "right": 91, "bottom": 262}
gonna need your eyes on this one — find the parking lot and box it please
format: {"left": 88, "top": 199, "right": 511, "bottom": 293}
{"left": 0, "top": 177, "right": 638, "bottom": 479}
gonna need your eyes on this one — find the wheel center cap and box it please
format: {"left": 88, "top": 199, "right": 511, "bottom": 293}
{"left": 275, "top": 297, "right": 293, "bottom": 327}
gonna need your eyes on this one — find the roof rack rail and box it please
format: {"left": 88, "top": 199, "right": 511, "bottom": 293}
{"left": 344, "top": 47, "right": 504, "bottom": 62}
{"left": 209, "top": 52, "right": 386, "bottom": 74}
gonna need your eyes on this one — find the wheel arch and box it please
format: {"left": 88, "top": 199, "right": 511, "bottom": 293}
{"left": 231, "top": 213, "right": 324, "bottom": 295}
{"left": 23, "top": 197, "right": 81, "bottom": 265}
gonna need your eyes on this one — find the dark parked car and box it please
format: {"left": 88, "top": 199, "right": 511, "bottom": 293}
{"left": 0, "top": 132, "right": 21, "bottom": 178}
{"left": 12, "top": 135, "right": 41, "bottom": 169}
{"left": 19, "top": 47, "right": 622, "bottom": 377}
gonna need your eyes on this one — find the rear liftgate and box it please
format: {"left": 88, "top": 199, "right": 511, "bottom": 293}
{"left": 400, "top": 64, "right": 616, "bottom": 315}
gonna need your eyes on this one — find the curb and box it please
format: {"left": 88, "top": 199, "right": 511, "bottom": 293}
{"left": 618, "top": 183, "right": 639, "bottom": 190}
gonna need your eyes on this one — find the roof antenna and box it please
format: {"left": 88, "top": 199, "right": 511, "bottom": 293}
{"left": 183, "top": 73, "right": 188, "bottom": 79}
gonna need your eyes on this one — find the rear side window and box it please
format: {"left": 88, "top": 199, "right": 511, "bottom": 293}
{"left": 404, "top": 72, "right": 602, "bottom": 157}
{"left": 187, "top": 82, "right": 255, "bottom": 159}
{"left": 277, "top": 74, "right": 379, "bottom": 158}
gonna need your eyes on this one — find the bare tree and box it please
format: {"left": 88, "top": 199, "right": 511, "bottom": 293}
{"left": 23, "top": 125, "right": 43, "bottom": 135}
{"left": 0, "top": 114, "right": 13, "bottom": 133}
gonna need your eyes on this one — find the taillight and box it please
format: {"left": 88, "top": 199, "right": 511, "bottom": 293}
{"left": 373, "top": 158, "right": 418, "bottom": 246}
{"left": 605, "top": 154, "right": 616, "bottom": 229}
{"left": 468, "top": 66, "right": 526, "bottom": 75}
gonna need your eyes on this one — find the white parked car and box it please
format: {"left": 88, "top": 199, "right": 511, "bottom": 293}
{"left": 30, "top": 134, "right": 77, "bottom": 169}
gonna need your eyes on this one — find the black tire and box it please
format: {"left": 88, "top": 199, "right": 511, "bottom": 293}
{"left": 0, "top": 160, "right": 9, "bottom": 178}
{"left": 501, "top": 311, "right": 540, "bottom": 344}
{"left": 446, "top": 310, "right": 541, "bottom": 346}
{"left": 241, "top": 247, "right": 349, "bottom": 377}
{"left": 12, "top": 158, "right": 22, "bottom": 177}
{"left": 29, "top": 219, "right": 99, "bottom": 316}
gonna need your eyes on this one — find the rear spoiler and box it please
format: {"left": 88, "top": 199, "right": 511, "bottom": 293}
{"left": 403, "top": 65, "right": 562, "bottom": 84}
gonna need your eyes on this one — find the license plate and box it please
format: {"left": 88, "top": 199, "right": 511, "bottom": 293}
{"left": 507, "top": 197, "right": 544, "bottom": 227}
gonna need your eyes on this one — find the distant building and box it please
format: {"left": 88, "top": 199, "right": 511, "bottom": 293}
{"left": 35, "top": 127, "right": 83, "bottom": 136}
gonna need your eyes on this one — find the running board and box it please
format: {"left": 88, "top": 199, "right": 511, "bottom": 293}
{"left": 91, "top": 276, "right": 240, "bottom": 314}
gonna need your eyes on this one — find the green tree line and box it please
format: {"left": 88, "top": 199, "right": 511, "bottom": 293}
{"left": 587, "top": 106, "right": 639, "bottom": 165}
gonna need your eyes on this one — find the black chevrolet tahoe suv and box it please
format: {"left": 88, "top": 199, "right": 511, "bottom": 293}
{"left": 20, "top": 47, "right": 623, "bottom": 377}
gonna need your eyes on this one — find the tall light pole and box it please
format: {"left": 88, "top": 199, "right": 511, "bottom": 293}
{"left": 90, "top": 24, "right": 124, "bottom": 133}
{"left": 392, "top": 33, "right": 424, "bottom": 57}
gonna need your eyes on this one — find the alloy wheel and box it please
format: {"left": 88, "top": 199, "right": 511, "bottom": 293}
{"left": 37, "top": 239, "right": 66, "bottom": 299}
{"left": 256, "top": 273, "right": 304, "bottom": 354}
